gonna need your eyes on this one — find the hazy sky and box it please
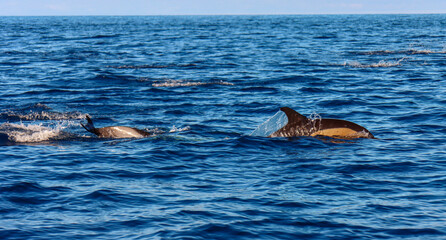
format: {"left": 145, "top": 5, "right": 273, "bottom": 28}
{"left": 1, "top": 0, "right": 445, "bottom": 16}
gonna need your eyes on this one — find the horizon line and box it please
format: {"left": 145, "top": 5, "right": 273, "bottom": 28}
{"left": 1, "top": 12, "right": 445, "bottom": 17}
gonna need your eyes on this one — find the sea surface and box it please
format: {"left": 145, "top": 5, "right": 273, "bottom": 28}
{"left": 1, "top": 15, "right": 446, "bottom": 239}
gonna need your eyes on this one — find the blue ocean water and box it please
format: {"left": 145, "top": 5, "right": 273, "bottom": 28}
{"left": 0, "top": 14, "right": 446, "bottom": 239}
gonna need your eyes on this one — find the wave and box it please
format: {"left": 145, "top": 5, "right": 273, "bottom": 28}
{"left": 342, "top": 57, "right": 407, "bottom": 68}
{"left": 152, "top": 79, "right": 234, "bottom": 87}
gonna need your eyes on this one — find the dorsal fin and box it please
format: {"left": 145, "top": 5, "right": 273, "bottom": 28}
{"left": 268, "top": 107, "right": 311, "bottom": 137}
{"left": 280, "top": 107, "right": 308, "bottom": 124}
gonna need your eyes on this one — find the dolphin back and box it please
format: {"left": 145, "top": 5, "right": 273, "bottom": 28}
{"left": 95, "top": 126, "right": 151, "bottom": 138}
{"left": 81, "top": 115, "right": 152, "bottom": 138}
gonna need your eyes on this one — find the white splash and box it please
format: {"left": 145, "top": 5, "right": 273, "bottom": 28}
{"left": 343, "top": 57, "right": 407, "bottom": 68}
{"left": 0, "top": 122, "right": 72, "bottom": 143}
{"left": 169, "top": 125, "right": 191, "bottom": 133}
{"left": 152, "top": 79, "right": 234, "bottom": 87}
{"left": 250, "top": 111, "right": 288, "bottom": 137}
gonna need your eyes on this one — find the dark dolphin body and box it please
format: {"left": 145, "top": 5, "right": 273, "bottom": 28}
{"left": 81, "top": 115, "right": 152, "bottom": 139}
{"left": 269, "top": 107, "right": 374, "bottom": 139}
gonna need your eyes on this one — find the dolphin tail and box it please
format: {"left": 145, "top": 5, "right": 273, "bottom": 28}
{"left": 81, "top": 114, "right": 96, "bottom": 134}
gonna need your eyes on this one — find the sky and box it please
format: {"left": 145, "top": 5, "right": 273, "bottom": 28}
{"left": 0, "top": 0, "right": 445, "bottom": 16}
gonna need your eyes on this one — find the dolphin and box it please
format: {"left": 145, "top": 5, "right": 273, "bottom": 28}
{"left": 268, "top": 107, "right": 374, "bottom": 139}
{"left": 81, "top": 115, "right": 153, "bottom": 139}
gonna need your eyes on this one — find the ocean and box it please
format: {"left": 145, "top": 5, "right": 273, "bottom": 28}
{"left": 0, "top": 14, "right": 445, "bottom": 239}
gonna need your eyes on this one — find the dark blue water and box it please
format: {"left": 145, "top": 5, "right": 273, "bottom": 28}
{"left": 1, "top": 15, "right": 446, "bottom": 239}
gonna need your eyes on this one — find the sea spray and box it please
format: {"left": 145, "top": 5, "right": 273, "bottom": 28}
{"left": 0, "top": 121, "right": 77, "bottom": 143}
{"left": 343, "top": 57, "right": 408, "bottom": 68}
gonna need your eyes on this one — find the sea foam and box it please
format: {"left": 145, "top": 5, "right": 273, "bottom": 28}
{"left": 0, "top": 122, "right": 74, "bottom": 143}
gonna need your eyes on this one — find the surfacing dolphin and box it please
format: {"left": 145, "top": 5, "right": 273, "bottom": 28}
{"left": 81, "top": 115, "right": 153, "bottom": 139}
{"left": 252, "top": 107, "right": 374, "bottom": 139}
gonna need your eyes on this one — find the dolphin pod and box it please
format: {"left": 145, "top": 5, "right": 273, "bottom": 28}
{"left": 269, "top": 107, "right": 374, "bottom": 139}
{"left": 82, "top": 107, "right": 374, "bottom": 140}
